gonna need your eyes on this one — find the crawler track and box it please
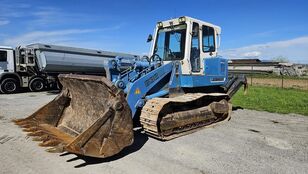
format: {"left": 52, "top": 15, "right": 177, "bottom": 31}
{"left": 140, "top": 93, "right": 232, "bottom": 140}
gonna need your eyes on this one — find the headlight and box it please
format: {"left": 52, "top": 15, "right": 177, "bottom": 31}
{"left": 178, "top": 17, "right": 186, "bottom": 23}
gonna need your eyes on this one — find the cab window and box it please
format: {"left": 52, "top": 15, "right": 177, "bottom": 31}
{"left": 154, "top": 24, "right": 187, "bottom": 61}
{"left": 0, "top": 50, "right": 7, "bottom": 62}
{"left": 202, "top": 26, "right": 215, "bottom": 52}
{"left": 190, "top": 22, "right": 200, "bottom": 72}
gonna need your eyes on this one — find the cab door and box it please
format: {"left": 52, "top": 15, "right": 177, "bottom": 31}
{"left": 189, "top": 24, "right": 217, "bottom": 75}
{"left": 190, "top": 22, "right": 201, "bottom": 73}
{"left": 199, "top": 25, "right": 217, "bottom": 74}
{"left": 0, "top": 49, "right": 14, "bottom": 72}
{"left": 201, "top": 25, "right": 216, "bottom": 56}
{"left": 0, "top": 50, "right": 8, "bottom": 71}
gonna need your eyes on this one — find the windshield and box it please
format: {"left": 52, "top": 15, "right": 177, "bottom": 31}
{"left": 154, "top": 24, "right": 186, "bottom": 61}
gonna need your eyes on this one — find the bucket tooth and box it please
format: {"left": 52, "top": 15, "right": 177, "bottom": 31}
{"left": 39, "top": 139, "right": 61, "bottom": 147}
{"left": 16, "top": 121, "right": 37, "bottom": 128}
{"left": 27, "top": 130, "right": 45, "bottom": 136}
{"left": 12, "top": 118, "right": 28, "bottom": 124}
{"left": 14, "top": 119, "right": 33, "bottom": 125}
{"left": 32, "top": 135, "right": 50, "bottom": 142}
{"left": 19, "top": 123, "right": 33, "bottom": 128}
{"left": 32, "top": 137, "right": 43, "bottom": 142}
{"left": 22, "top": 127, "right": 38, "bottom": 132}
{"left": 46, "top": 145, "right": 64, "bottom": 153}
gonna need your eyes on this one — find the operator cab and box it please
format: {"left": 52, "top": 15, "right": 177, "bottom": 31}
{"left": 149, "top": 16, "right": 221, "bottom": 75}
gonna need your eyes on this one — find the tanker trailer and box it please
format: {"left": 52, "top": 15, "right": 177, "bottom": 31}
{"left": 0, "top": 43, "right": 138, "bottom": 93}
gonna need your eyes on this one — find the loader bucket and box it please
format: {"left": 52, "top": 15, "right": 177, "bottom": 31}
{"left": 14, "top": 74, "right": 134, "bottom": 158}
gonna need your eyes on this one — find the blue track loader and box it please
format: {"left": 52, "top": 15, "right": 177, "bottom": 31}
{"left": 14, "top": 16, "right": 247, "bottom": 158}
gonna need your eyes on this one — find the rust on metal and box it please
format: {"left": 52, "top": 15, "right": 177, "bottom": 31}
{"left": 14, "top": 74, "right": 134, "bottom": 158}
{"left": 140, "top": 93, "right": 231, "bottom": 140}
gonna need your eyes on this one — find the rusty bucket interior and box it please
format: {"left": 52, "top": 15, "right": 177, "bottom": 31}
{"left": 14, "top": 74, "right": 134, "bottom": 158}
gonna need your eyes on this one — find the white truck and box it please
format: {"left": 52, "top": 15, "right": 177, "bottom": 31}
{"left": 0, "top": 43, "right": 138, "bottom": 94}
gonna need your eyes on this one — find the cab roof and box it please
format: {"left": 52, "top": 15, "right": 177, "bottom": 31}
{"left": 159, "top": 16, "right": 221, "bottom": 34}
{"left": 0, "top": 46, "right": 13, "bottom": 50}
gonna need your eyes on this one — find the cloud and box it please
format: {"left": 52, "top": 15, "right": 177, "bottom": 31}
{"left": 253, "top": 30, "right": 276, "bottom": 38}
{"left": 3, "top": 29, "right": 97, "bottom": 46}
{"left": 0, "top": 4, "right": 105, "bottom": 29}
{"left": 242, "top": 51, "right": 261, "bottom": 58}
{"left": 0, "top": 2, "right": 30, "bottom": 18}
{"left": 31, "top": 7, "right": 77, "bottom": 25}
{"left": 0, "top": 4, "right": 125, "bottom": 50}
{"left": 29, "top": 6, "right": 104, "bottom": 27}
{"left": 0, "top": 19, "right": 10, "bottom": 26}
{"left": 221, "top": 36, "right": 308, "bottom": 64}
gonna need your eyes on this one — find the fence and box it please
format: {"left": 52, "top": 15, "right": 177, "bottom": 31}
{"left": 229, "top": 64, "right": 308, "bottom": 90}
{"left": 247, "top": 75, "right": 308, "bottom": 90}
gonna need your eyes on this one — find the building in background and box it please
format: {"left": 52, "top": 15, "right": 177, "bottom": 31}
{"left": 228, "top": 59, "right": 308, "bottom": 76}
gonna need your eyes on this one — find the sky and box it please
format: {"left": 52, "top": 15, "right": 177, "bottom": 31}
{"left": 0, "top": 0, "right": 308, "bottom": 63}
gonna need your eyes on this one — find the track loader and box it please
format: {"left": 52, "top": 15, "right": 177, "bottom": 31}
{"left": 14, "top": 16, "right": 247, "bottom": 158}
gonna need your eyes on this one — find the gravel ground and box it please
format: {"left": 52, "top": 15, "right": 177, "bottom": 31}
{"left": 0, "top": 92, "right": 307, "bottom": 174}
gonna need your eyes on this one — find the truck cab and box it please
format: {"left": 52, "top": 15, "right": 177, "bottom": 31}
{"left": 0, "top": 46, "right": 48, "bottom": 94}
{"left": 0, "top": 44, "right": 140, "bottom": 94}
{"left": 0, "top": 46, "right": 15, "bottom": 73}
{"left": 0, "top": 46, "right": 21, "bottom": 93}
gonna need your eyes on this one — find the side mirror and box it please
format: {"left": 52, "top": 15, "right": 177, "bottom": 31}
{"left": 147, "top": 34, "right": 153, "bottom": 43}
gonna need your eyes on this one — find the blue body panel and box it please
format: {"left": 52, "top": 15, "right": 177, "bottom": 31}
{"left": 170, "top": 57, "right": 228, "bottom": 88}
{"left": 104, "top": 56, "right": 228, "bottom": 118}
{"left": 124, "top": 62, "right": 173, "bottom": 116}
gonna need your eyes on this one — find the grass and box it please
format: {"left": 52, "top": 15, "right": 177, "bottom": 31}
{"left": 247, "top": 74, "right": 308, "bottom": 80}
{"left": 231, "top": 86, "right": 308, "bottom": 116}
